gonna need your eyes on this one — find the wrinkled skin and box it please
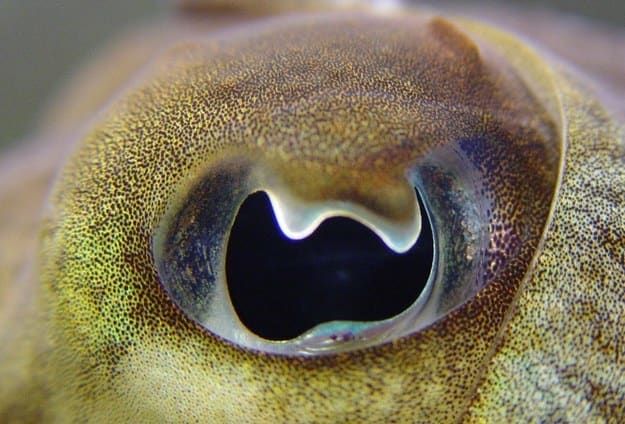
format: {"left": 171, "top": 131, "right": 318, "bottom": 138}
{"left": 0, "top": 1, "right": 624, "bottom": 422}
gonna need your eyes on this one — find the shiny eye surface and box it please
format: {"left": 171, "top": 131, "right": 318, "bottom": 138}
{"left": 154, "top": 169, "right": 439, "bottom": 353}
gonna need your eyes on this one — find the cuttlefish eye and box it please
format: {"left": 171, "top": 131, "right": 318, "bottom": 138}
{"left": 5, "top": 2, "right": 623, "bottom": 421}
{"left": 147, "top": 13, "right": 560, "bottom": 355}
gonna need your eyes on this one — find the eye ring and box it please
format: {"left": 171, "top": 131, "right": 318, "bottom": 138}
{"left": 153, "top": 159, "right": 442, "bottom": 355}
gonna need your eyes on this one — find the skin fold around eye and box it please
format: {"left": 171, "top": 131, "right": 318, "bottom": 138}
{"left": 147, "top": 13, "right": 560, "bottom": 356}
{"left": 0, "top": 2, "right": 623, "bottom": 422}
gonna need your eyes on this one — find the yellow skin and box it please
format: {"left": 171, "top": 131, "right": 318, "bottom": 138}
{"left": 1, "top": 2, "right": 624, "bottom": 422}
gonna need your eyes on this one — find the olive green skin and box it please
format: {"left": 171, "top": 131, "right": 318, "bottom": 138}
{"left": 0, "top": 3, "right": 624, "bottom": 423}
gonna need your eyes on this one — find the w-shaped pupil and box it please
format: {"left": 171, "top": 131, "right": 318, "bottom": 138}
{"left": 226, "top": 191, "right": 433, "bottom": 341}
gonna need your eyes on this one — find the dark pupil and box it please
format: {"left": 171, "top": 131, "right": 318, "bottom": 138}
{"left": 226, "top": 191, "right": 434, "bottom": 341}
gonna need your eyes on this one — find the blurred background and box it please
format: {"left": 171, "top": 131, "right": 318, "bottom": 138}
{"left": 1, "top": 0, "right": 624, "bottom": 150}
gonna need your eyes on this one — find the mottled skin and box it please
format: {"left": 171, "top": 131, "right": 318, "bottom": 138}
{"left": 0, "top": 2, "right": 624, "bottom": 423}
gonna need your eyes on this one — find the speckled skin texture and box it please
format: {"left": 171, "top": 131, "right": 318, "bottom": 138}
{"left": 0, "top": 3, "right": 623, "bottom": 423}
{"left": 464, "top": 38, "right": 625, "bottom": 421}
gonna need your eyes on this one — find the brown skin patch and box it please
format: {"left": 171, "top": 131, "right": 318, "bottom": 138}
{"left": 0, "top": 5, "right": 623, "bottom": 423}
